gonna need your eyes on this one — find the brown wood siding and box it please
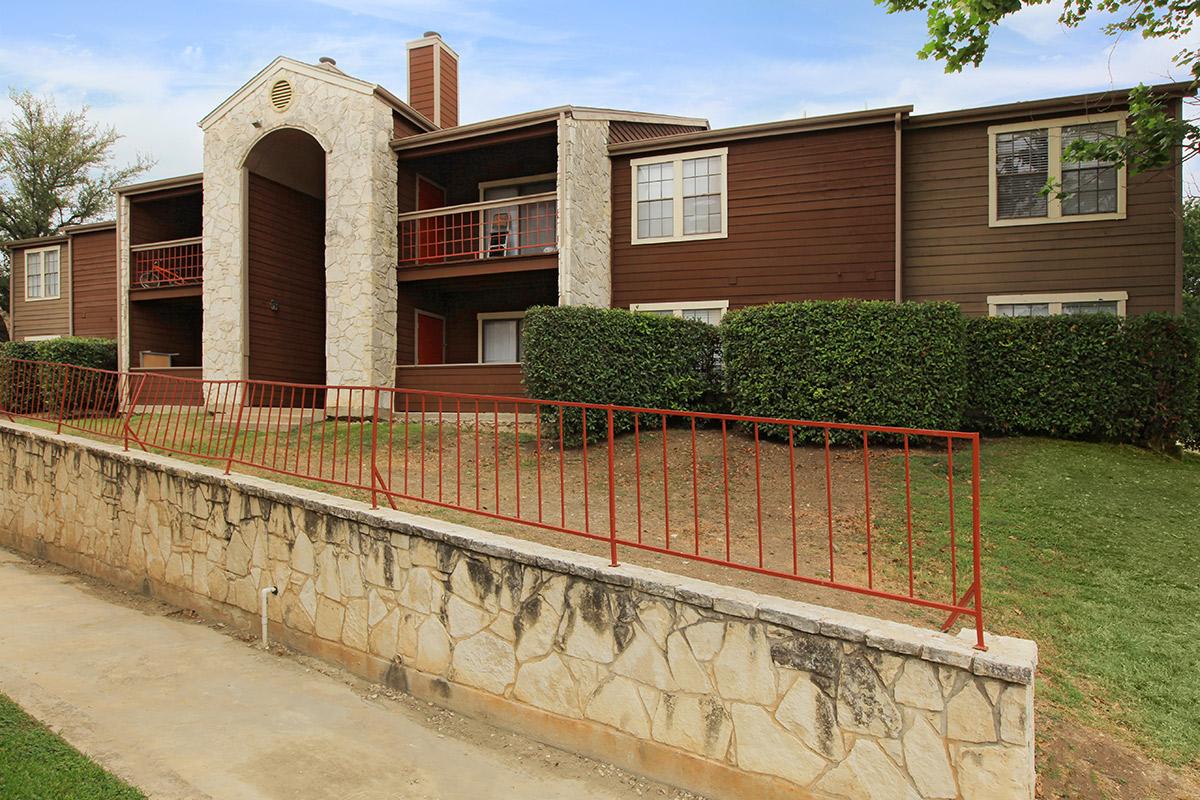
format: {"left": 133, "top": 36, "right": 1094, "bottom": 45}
{"left": 399, "top": 134, "right": 557, "bottom": 206}
{"left": 70, "top": 229, "right": 118, "bottom": 338}
{"left": 608, "top": 121, "right": 707, "bottom": 144}
{"left": 394, "top": 111, "right": 424, "bottom": 139}
{"left": 439, "top": 48, "right": 458, "bottom": 128}
{"left": 246, "top": 173, "right": 326, "bottom": 385}
{"left": 129, "top": 297, "right": 202, "bottom": 367}
{"left": 408, "top": 46, "right": 436, "bottom": 125}
{"left": 9, "top": 244, "right": 70, "bottom": 340}
{"left": 129, "top": 190, "right": 202, "bottom": 246}
{"left": 396, "top": 270, "right": 557, "bottom": 366}
{"left": 395, "top": 364, "right": 525, "bottom": 396}
{"left": 611, "top": 123, "right": 897, "bottom": 309}
{"left": 901, "top": 104, "right": 1180, "bottom": 316}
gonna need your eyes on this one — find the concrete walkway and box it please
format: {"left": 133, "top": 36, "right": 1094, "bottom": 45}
{"left": 0, "top": 549, "right": 690, "bottom": 800}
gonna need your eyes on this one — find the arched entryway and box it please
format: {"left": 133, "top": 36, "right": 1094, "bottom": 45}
{"left": 243, "top": 128, "right": 327, "bottom": 390}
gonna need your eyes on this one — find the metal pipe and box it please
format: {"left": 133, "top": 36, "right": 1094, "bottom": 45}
{"left": 260, "top": 586, "right": 278, "bottom": 648}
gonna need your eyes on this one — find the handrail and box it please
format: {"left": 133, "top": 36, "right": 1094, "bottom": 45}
{"left": 130, "top": 235, "right": 203, "bottom": 252}
{"left": 397, "top": 192, "right": 556, "bottom": 222}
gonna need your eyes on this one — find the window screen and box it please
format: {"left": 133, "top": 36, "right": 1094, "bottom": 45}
{"left": 682, "top": 156, "right": 722, "bottom": 235}
{"left": 636, "top": 162, "right": 674, "bottom": 239}
{"left": 482, "top": 318, "right": 523, "bottom": 363}
{"left": 995, "top": 303, "right": 1051, "bottom": 317}
{"left": 26, "top": 251, "right": 42, "bottom": 298}
{"left": 1062, "top": 300, "right": 1119, "bottom": 316}
{"left": 995, "top": 129, "right": 1049, "bottom": 219}
{"left": 1061, "top": 122, "right": 1118, "bottom": 216}
{"left": 43, "top": 249, "right": 60, "bottom": 298}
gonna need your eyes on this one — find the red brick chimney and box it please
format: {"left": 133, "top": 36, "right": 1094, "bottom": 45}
{"left": 406, "top": 31, "right": 459, "bottom": 128}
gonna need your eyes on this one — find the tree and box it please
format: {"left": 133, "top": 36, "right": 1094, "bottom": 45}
{"left": 0, "top": 90, "right": 154, "bottom": 337}
{"left": 877, "top": 1, "right": 1199, "bottom": 172}
{"left": 1184, "top": 196, "right": 1200, "bottom": 323}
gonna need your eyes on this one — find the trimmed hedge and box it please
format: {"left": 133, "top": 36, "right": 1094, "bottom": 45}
{"left": 965, "top": 314, "right": 1200, "bottom": 449}
{"left": 521, "top": 305, "right": 722, "bottom": 443}
{"left": 0, "top": 337, "right": 118, "bottom": 416}
{"left": 721, "top": 301, "right": 967, "bottom": 441}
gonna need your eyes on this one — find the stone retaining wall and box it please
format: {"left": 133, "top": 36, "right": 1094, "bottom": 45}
{"left": 0, "top": 421, "right": 1037, "bottom": 800}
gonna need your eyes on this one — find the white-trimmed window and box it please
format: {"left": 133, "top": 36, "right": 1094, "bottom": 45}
{"left": 24, "top": 246, "right": 61, "bottom": 300}
{"left": 478, "top": 312, "right": 525, "bottom": 363}
{"left": 989, "top": 112, "right": 1126, "bottom": 227}
{"left": 987, "top": 291, "right": 1127, "bottom": 318}
{"left": 630, "top": 300, "right": 729, "bottom": 325}
{"left": 631, "top": 148, "right": 728, "bottom": 244}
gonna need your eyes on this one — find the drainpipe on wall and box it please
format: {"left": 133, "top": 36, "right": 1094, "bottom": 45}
{"left": 260, "top": 586, "right": 278, "bottom": 648}
{"left": 894, "top": 111, "right": 903, "bottom": 304}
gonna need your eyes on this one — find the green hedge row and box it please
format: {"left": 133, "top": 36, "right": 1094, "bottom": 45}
{"left": 721, "top": 301, "right": 967, "bottom": 442}
{"left": 0, "top": 337, "right": 118, "bottom": 415}
{"left": 966, "top": 314, "right": 1199, "bottom": 450}
{"left": 521, "top": 305, "right": 721, "bottom": 442}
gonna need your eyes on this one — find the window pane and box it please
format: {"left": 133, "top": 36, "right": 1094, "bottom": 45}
{"left": 1062, "top": 300, "right": 1119, "bottom": 316}
{"left": 1061, "top": 122, "right": 1118, "bottom": 217}
{"left": 44, "top": 250, "right": 59, "bottom": 297}
{"left": 995, "top": 130, "right": 1049, "bottom": 219}
{"left": 638, "top": 198, "right": 673, "bottom": 238}
{"left": 681, "top": 307, "right": 722, "bottom": 324}
{"left": 482, "top": 319, "right": 520, "bottom": 363}
{"left": 26, "top": 252, "right": 41, "bottom": 298}
{"left": 995, "top": 303, "right": 1050, "bottom": 317}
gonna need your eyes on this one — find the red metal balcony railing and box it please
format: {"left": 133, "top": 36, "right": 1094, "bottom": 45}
{"left": 131, "top": 236, "right": 203, "bottom": 289}
{"left": 399, "top": 193, "right": 557, "bottom": 267}
{"left": 0, "top": 358, "right": 987, "bottom": 649}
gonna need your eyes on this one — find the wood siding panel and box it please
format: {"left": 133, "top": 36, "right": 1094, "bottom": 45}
{"left": 439, "top": 48, "right": 458, "bottom": 128}
{"left": 129, "top": 190, "right": 202, "bottom": 246}
{"left": 408, "top": 46, "right": 436, "bottom": 125}
{"left": 246, "top": 173, "right": 325, "bottom": 385}
{"left": 610, "top": 123, "right": 897, "bottom": 310}
{"left": 9, "top": 245, "right": 70, "bottom": 340}
{"left": 395, "top": 364, "right": 525, "bottom": 396}
{"left": 901, "top": 109, "right": 1179, "bottom": 316}
{"left": 70, "top": 229, "right": 118, "bottom": 338}
{"left": 394, "top": 111, "right": 424, "bottom": 139}
{"left": 129, "top": 297, "right": 202, "bottom": 367}
{"left": 608, "top": 121, "right": 707, "bottom": 144}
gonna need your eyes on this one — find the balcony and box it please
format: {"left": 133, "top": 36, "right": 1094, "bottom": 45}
{"left": 130, "top": 237, "right": 203, "bottom": 295}
{"left": 398, "top": 193, "right": 557, "bottom": 277}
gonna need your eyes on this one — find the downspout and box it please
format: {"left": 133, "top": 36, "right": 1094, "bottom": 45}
{"left": 556, "top": 110, "right": 568, "bottom": 307}
{"left": 894, "top": 111, "right": 903, "bottom": 304}
{"left": 67, "top": 235, "right": 75, "bottom": 336}
{"left": 260, "top": 585, "right": 278, "bottom": 648}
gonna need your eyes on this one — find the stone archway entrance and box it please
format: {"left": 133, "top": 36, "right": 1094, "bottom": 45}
{"left": 243, "top": 128, "right": 327, "bottom": 389}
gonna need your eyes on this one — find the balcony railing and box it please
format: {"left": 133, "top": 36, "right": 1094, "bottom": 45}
{"left": 131, "top": 236, "right": 203, "bottom": 289}
{"left": 398, "top": 193, "right": 557, "bottom": 267}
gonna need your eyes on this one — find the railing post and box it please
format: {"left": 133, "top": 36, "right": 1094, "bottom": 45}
{"left": 122, "top": 373, "right": 148, "bottom": 451}
{"left": 370, "top": 387, "right": 381, "bottom": 509}
{"left": 54, "top": 366, "right": 70, "bottom": 434}
{"left": 224, "top": 381, "right": 248, "bottom": 475}
{"left": 607, "top": 407, "right": 618, "bottom": 568}
{"left": 971, "top": 434, "right": 986, "bottom": 651}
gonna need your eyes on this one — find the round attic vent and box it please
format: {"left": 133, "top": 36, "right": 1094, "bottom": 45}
{"left": 269, "top": 79, "right": 293, "bottom": 112}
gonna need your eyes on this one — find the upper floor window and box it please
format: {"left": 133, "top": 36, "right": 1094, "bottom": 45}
{"left": 989, "top": 112, "right": 1126, "bottom": 227}
{"left": 987, "top": 291, "right": 1127, "bottom": 318}
{"left": 631, "top": 148, "right": 728, "bottom": 244}
{"left": 25, "top": 246, "right": 61, "bottom": 301}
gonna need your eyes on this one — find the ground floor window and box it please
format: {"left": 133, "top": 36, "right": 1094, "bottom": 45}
{"left": 630, "top": 300, "right": 729, "bottom": 325}
{"left": 987, "top": 291, "right": 1126, "bottom": 318}
{"left": 478, "top": 312, "right": 525, "bottom": 363}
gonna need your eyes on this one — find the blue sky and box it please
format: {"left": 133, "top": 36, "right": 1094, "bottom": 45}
{"left": 0, "top": 0, "right": 1192, "bottom": 184}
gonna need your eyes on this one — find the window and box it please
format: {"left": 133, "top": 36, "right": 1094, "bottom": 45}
{"left": 630, "top": 300, "right": 729, "bottom": 324}
{"left": 989, "top": 112, "right": 1125, "bottom": 226}
{"left": 478, "top": 312, "right": 525, "bottom": 363}
{"left": 631, "top": 148, "right": 728, "bottom": 244}
{"left": 988, "top": 291, "right": 1127, "bottom": 318}
{"left": 24, "top": 246, "right": 61, "bottom": 300}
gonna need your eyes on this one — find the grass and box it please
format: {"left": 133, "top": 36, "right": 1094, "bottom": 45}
{"left": 0, "top": 693, "right": 146, "bottom": 799}
{"left": 888, "top": 437, "right": 1200, "bottom": 767}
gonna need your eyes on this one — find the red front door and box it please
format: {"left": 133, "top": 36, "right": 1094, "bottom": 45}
{"left": 416, "top": 176, "right": 446, "bottom": 263}
{"left": 416, "top": 312, "right": 445, "bottom": 365}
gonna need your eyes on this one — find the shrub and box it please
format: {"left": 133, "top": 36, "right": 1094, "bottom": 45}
{"left": 966, "top": 314, "right": 1200, "bottom": 449}
{"left": 0, "top": 340, "right": 43, "bottom": 413}
{"left": 721, "top": 300, "right": 967, "bottom": 442}
{"left": 0, "top": 337, "right": 118, "bottom": 417}
{"left": 521, "top": 305, "right": 722, "bottom": 443}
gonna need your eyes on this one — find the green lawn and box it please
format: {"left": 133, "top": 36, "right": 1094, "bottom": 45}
{"left": 0, "top": 693, "right": 146, "bottom": 799}
{"left": 891, "top": 438, "right": 1200, "bottom": 767}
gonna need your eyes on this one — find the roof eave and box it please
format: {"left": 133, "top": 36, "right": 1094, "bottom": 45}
{"left": 115, "top": 172, "right": 204, "bottom": 196}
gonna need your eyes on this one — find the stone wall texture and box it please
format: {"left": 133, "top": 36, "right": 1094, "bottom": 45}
{"left": 201, "top": 61, "right": 398, "bottom": 388}
{"left": 0, "top": 421, "right": 1037, "bottom": 800}
{"left": 557, "top": 115, "right": 613, "bottom": 307}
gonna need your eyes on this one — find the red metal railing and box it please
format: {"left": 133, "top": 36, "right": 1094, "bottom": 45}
{"left": 0, "top": 358, "right": 986, "bottom": 648}
{"left": 398, "top": 193, "right": 557, "bottom": 267}
{"left": 131, "top": 237, "right": 203, "bottom": 288}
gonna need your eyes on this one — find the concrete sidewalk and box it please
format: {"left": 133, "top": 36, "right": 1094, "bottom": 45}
{"left": 0, "top": 548, "right": 691, "bottom": 800}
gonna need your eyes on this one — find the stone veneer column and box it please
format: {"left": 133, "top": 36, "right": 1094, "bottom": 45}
{"left": 556, "top": 114, "right": 612, "bottom": 307}
{"left": 115, "top": 194, "right": 132, "bottom": 375}
{"left": 201, "top": 63, "right": 398, "bottom": 388}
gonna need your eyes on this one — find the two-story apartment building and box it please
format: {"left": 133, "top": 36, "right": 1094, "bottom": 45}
{"left": 4, "top": 32, "right": 1189, "bottom": 399}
